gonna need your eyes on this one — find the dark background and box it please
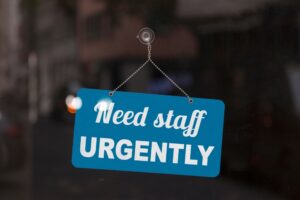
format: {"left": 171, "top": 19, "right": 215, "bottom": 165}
{"left": 0, "top": 0, "right": 300, "bottom": 199}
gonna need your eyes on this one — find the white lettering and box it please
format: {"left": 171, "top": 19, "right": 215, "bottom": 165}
{"left": 113, "top": 110, "right": 124, "bottom": 125}
{"left": 80, "top": 136, "right": 97, "bottom": 158}
{"left": 198, "top": 145, "right": 214, "bottom": 166}
{"left": 134, "top": 140, "right": 149, "bottom": 161}
{"left": 133, "top": 107, "right": 149, "bottom": 127}
{"left": 116, "top": 139, "right": 132, "bottom": 160}
{"left": 169, "top": 143, "right": 184, "bottom": 164}
{"left": 185, "top": 144, "right": 198, "bottom": 165}
{"left": 98, "top": 138, "right": 115, "bottom": 159}
{"left": 150, "top": 142, "right": 167, "bottom": 163}
{"left": 94, "top": 102, "right": 115, "bottom": 123}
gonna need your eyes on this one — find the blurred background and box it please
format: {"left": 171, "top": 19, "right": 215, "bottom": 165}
{"left": 0, "top": 0, "right": 300, "bottom": 199}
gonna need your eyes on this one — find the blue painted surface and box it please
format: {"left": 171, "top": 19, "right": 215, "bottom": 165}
{"left": 72, "top": 88, "right": 225, "bottom": 177}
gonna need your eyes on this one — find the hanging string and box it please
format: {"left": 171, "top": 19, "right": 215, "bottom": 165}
{"left": 110, "top": 43, "right": 193, "bottom": 103}
{"left": 109, "top": 60, "right": 149, "bottom": 96}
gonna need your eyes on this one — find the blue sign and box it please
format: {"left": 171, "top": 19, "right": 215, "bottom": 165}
{"left": 72, "top": 89, "right": 225, "bottom": 177}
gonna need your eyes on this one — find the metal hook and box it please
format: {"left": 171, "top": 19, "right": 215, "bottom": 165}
{"left": 137, "top": 27, "right": 155, "bottom": 45}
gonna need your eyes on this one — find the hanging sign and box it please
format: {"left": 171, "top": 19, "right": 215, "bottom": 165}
{"left": 72, "top": 88, "right": 225, "bottom": 177}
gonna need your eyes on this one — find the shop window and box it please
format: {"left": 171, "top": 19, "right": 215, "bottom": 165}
{"left": 85, "top": 13, "right": 111, "bottom": 41}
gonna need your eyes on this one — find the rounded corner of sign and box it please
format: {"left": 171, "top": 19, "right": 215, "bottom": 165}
{"left": 214, "top": 99, "right": 225, "bottom": 111}
{"left": 71, "top": 158, "right": 81, "bottom": 169}
{"left": 216, "top": 99, "right": 225, "bottom": 107}
{"left": 77, "top": 88, "right": 86, "bottom": 96}
{"left": 210, "top": 169, "right": 221, "bottom": 178}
